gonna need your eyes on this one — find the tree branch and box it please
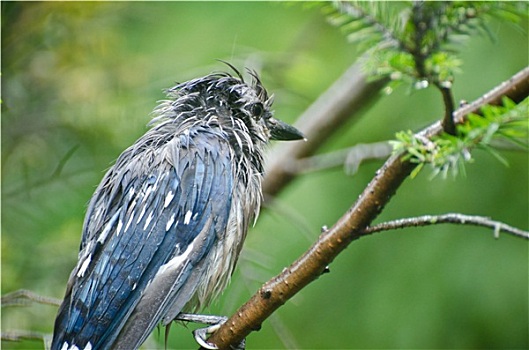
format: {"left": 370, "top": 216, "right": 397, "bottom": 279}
{"left": 364, "top": 213, "right": 529, "bottom": 239}
{"left": 204, "top": 66, "right": 529, "bottom": 349}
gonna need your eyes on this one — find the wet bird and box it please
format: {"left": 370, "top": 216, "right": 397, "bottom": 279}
{"left": 51, "top": 66, "right": 304, "bottom": 350}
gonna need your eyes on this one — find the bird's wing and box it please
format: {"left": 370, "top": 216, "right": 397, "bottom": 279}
{"left": 52, "top": 129, "right": 233, "bottom": 350}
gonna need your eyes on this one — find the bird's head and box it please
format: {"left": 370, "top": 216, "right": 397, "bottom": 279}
{"left": 154, "top": 67, "right": 304, "bottom": 145}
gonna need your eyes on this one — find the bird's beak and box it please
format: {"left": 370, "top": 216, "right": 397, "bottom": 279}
{"left": 268, "top": 118, "right": 305, "bottom": 141}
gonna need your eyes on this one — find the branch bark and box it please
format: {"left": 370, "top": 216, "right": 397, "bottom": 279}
{"left": 204, "top": 66, "right": 529, "bottom": 349}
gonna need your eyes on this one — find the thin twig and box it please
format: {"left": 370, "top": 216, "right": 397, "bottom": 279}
{"left": 291, "top": 141, "right": 392, "bottom": 175}
{"left": 364, "top": 213, "right": 529, "bottom": 239}
{"left": 1, "top": 330, "right": 47, "bottom": 342}
{"left": 1, "top": 289, "right": 62, "bottom": 308}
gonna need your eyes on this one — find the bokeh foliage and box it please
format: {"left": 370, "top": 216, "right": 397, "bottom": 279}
{"left": 2, "top": 2, "right": 528, "bottom": 349}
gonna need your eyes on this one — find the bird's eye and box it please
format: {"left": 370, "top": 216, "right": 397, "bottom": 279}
{"left": 250, "top": 102, "right": 264, "bottom": 119}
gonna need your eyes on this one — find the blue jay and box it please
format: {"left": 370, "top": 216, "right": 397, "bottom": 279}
{"left": 51, "top": 67, "right": 304, "bottom": 350}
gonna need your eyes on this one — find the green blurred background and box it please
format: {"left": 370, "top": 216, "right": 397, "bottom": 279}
{"left": 2, "top": 2, "right": 528, "bottom": 349}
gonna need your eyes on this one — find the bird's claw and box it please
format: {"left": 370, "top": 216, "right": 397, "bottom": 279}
{"left": 175, "top": 313, "right": 245, "bottom": 349}
{"left": 193, "top": 324, "right": 221, "bottom": 349}
{"left": 192, "top": 322, "right": 246, "bottom": 350}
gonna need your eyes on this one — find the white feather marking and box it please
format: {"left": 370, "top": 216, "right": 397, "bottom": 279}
{"left": 124, "top": 214, "right": 134, "bottom": 233}
{"left": 97, "top": 209, "right": 121, "bottom": 243}
{"left": 77, "top": 254, "right": 92, "bottom": 278}
{"left": 233, "top": 130, "right": 244, "bottom": 150}
{"left": 136, "top": 205, "right": 147, "bottom": 224}
{"left": 60, "top": 342, "right": 69, "bottom": 350}
{"left": 128, "top": 186, "right": 135, "bottom": 199}
{"left": 184, "top": 210, "right": 193, "bottom": 225}
{"left": 93, "top": 207, "right": 103, "bottom": 222}
{"left": 144, "top": 278, "right": 153, "bottom": 290}
{"left": 144, "top": 186, "right": 153, "bottom": 201}
{"left": 166, "top": 213, "right": 176, "bottom": 231}
{"left": 69, "top": 344, "right": 80, "bottom": 350}
{"left": 164, "top": 191, "right": 175, "bottom": 208}
{"left": 132, "top": 282, "right": 137, "bottom": 291}
{"left": 144, "top": 211, "right": 154, "bottom": 230}
{"left": 116, "top": 220, "right": 123, "bottom": 236}
{"left": 156, "top": 242, "right": 194, "bottom": 275}
{"left": 84, "top": 342, "right": 92, "bottom": 350}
